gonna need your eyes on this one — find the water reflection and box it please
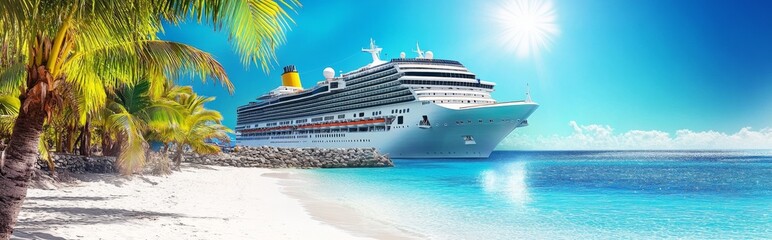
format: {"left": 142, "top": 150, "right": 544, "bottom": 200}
{"left": 481, "top": 161, "right": 530, "bottom": 205}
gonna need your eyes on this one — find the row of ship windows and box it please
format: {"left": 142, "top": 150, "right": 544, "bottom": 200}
{"left": 397, "top": 67, "right": 467, "bottom": 71}
{"left": 403, "top": 71, "right": 476, "bottom": 79}
{"left": 312, "top": 139, "right": 371, "bottom": 143}
{"left": 317, "top": 134, "right": 345, "bottom": 138}
{"left": 266, "top": 120, "right": 291, "bottom": 127}
{"left": 453, "top": 119, "right": 518, "bottom": 125}
{"left": 429, "top": 100, "right": 495, "bottom": 104}
{"left": 236, "top": 137, "right": 372, "bottom": 144}
{"left": 415, "top": 86, "right": 488, "bottom": 93}
{"left": 401, "top": 80, "right": 494, "bottom": 89}
{"left": 267, "top": 135, "right": 308, "bottom": 139}
{"left": 417, "top": 92, "right": 486, "bottom": 97}
{"left": 392, "top": 108, "right": 410, "bottom": 114}
{"left": 261, "top": 107, "right": 408, "bottom": 128}
{"left": 391, "top": 58, "right": 463, "bottom": 65}
{"left": 240, "top": 126, "right": 391, "bottom": 136}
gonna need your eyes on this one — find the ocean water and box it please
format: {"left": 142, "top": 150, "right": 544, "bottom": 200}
{"left": 302, "top": 151, "right": 772, "bottom": 239}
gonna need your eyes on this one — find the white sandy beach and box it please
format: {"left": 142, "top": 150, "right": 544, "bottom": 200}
{"left": 12, "top": 165, "right": 370, "bottom": 240}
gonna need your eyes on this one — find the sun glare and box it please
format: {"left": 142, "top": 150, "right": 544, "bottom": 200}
{"left": 493, "top": 0, "right": 560, "bottom": 59}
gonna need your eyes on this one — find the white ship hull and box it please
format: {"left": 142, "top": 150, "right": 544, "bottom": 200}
{"left": 237, "top": 101, "right": 538, "bottom": 158}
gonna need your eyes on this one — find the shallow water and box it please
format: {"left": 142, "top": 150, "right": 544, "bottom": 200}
{"left": 303, "top": 151, "right": 772, "bottom": 239}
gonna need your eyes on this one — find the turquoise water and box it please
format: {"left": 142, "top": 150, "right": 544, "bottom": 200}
{"left": 304, "top": 151, "right": 772, "bottom": 239}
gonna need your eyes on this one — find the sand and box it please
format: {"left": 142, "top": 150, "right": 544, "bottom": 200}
{"left": 12, "top": 165, "right": 369, "bottom": 240}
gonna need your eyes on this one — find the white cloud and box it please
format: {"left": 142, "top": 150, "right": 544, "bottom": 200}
{"left": 498, "top": 121, "right": 772, "bottom": 150}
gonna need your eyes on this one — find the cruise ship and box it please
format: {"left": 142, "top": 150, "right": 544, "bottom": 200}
{"left": 235, "top": 40, "right": 538, "bottom": 158}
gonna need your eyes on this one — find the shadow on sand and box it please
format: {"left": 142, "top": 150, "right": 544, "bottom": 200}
{"left": 17, "top": 206, "right": 187, "bottom": 226}
{"left": 11, "top": 228, "right": 67, "bottom": 240}
{"left": 25, "top": 196, "right": 121, "bottom": 202}
{"left": 12, "top": 207, "right": 190, "bottom": 240}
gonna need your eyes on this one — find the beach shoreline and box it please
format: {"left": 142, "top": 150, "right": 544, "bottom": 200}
{"left": 13, "top": 165, "right": 370, "bottom": 240}
{"left": 269, "top": 171, "right": 424, "bottom": 240}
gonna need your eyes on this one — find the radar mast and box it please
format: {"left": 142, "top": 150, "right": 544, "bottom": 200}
{"left": 413, "top": 41, "right": 425, "bottom": 58}
{"left": 361, "top": 38, "right": 385, "bottom": 65}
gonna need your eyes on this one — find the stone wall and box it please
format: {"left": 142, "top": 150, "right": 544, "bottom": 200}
{"left": 184, "top": 146, "right": 393, "bottom": 168}
{"left": 34, "top": 146, "right": 393, "bottom": 174}
{"left": 38, "top": 154, "right": 118, "bottom": 174}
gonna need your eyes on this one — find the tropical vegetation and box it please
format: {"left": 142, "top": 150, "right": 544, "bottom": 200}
{"left": 0, "top": 0, "right": 299, "bottom": 238}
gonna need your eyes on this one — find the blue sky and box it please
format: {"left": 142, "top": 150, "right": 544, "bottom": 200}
{"left": 161, "top": 0, "right": 772, "bottom": 149}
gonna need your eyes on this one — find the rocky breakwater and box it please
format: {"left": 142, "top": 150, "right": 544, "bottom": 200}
{"left": 37, "top": 154, "right": 118, "bottom": 174}
{"left": 184, "top": 146, "right": 394, "bottom": 168}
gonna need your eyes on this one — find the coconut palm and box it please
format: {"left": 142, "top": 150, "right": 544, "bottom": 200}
{"left": 0, "top": 0, "right": 298, "bottom": 237}
{"left": 167, "top": 91, "right": 232, "bottom": 169}
{"left": 105, "top": 79, "right": 183, "bottom": 174}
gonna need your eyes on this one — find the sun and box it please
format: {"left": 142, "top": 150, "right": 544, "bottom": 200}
{"left": 492, "top": 0, "right": 560, "bottom": 59}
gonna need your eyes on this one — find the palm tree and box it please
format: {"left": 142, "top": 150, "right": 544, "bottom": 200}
{"left": 167, "top": 91, "right": 232, "bottom": 169}
{"left": 0, "top": 0, "right": 299, "bottom": 237}
{"left": 105, "top": 79, "right": 183, "bottom": 175}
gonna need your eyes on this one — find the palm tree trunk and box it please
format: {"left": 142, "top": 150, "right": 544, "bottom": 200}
{"left": 101, "top": 130, "right": 111, "bottom": 156}
{"left": 163, "top": 143, "right": 169, "bottom": 162}
{"left": 73, "top": 129, "right": 83, "bottom": 154}
{"left": 55, "top": 130, "right": 63, "bottom": 152}
{"left": 173, "top": 144, "right": 184, "bottom": 170}
{"left": 0, "top": 98, "right": 46, "bottom": 239}
{"left": 79, "top": 117, "right": 91, "bottom": 156}
{"left": 108, "top": 131, "right": 124, "bottom": 157}
{"left": 65, "top": 124, "right": 77, "bottom": 153}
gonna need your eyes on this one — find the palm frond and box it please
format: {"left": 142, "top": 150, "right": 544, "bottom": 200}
{"left": 161, "top": 0, "right": 300, "bottom": 72}
{"left": 144, "top": 99, "right": 184, "bottom": 130}
{"left": 118, "top": 125, "right": 148, "bottom": 175}
{"left": 0, "top": 0, "right": 34, "bottom": 37}
{"left": 0, "top": 94, "right": 19, "bottom": 115}
{"left": 109, "top": 110, "right": 148, "bottom": 175}
{"left": 38, "top": 136, "right": 56, "bottom": 174}
{"left": 0, "top": 62, "right": 25, "bottom": 94}
{"left": 64, "top": 40, "right": 232, "bottom": 113}
{"left": 0, "top": 114, "right": 15, "bottom": 138}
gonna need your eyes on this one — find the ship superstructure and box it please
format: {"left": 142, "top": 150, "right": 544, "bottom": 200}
{"left": 235, "top": 40, "right": 538, "bottom": 158}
